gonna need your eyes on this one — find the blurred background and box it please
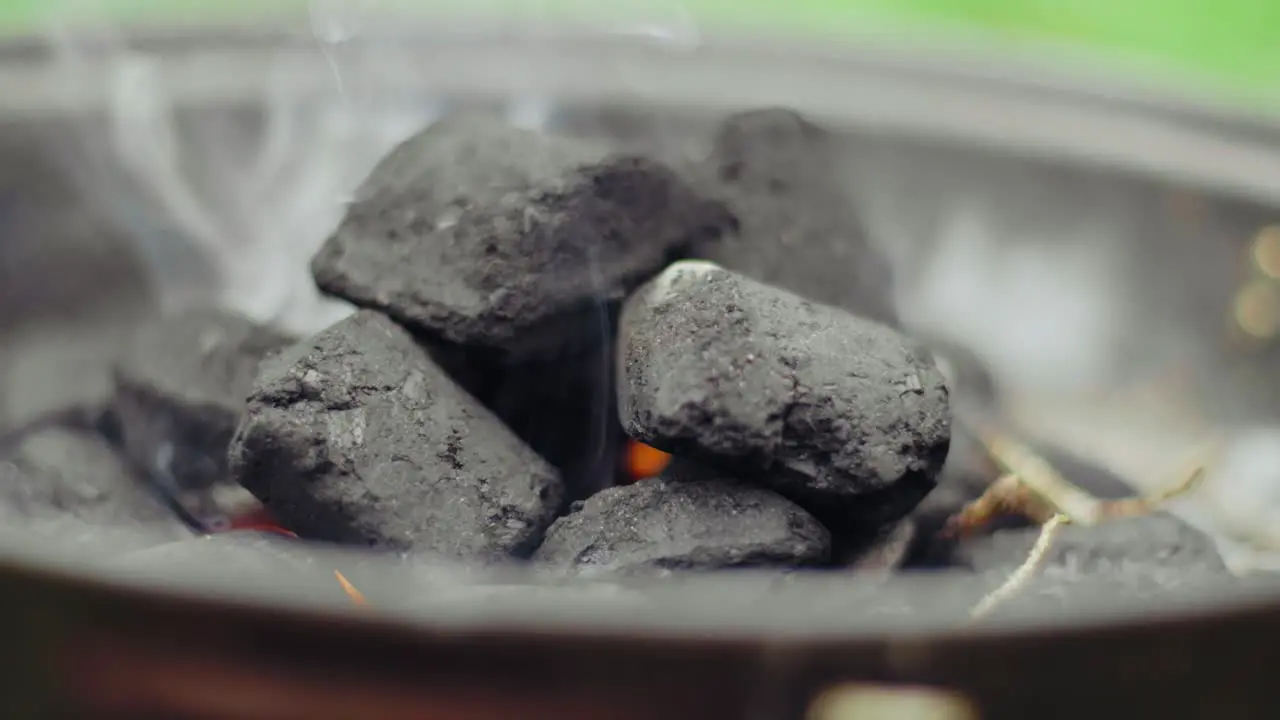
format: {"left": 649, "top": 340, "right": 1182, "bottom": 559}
{"left": 2, "top": 0, "right": 1279, "bottom": 102}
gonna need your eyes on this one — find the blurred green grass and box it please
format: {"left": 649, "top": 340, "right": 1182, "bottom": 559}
{"left": 1, "top": 0, "right": 1278, "bottom": 98}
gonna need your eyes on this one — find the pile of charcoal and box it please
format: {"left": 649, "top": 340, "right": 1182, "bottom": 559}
{"left": 0, "top": 108, "right": 1245, "bottom": 611}
{"left": 228, "top": 108, "right": 947, "bottom": 574}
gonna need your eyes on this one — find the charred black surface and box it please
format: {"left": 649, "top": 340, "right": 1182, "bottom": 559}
{"left": 618, "top": 262, "right": 950, "bottom": 530}
{"left": 311, "top": 115, "right": 735, "bottom": 358}
{"left": 229, "top": 310, "right": 564, "bottom": 558}
{"left": 534, "top": 472, "right": 830, "bottom": 576}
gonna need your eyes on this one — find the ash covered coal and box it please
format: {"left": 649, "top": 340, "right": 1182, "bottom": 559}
{"left": 617, "top": 260, "right": 950, "bottom": 529}
{"left": 534, "top": 465, "right": 830, "bottom": 577}
{"left": 311, "top": 114, "right": 735, "bottom": 358}
{"left": 306, "top": 113, "right": 734, "bottom": 499}
{"left": 229, "top": 310, "right": 564, "bottom": 558}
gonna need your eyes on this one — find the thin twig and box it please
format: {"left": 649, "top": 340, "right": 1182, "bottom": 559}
{"left": 1099, "top": 442, "right": 1215, "bottom": 520}
{"left": 334, "top": 570, "right": 368, "bottom": 606}
{"left": 977, "top": 427, "right": 1102, "bottom": 525}
{"left": 943, "top": 472, "right": 1056, "bottom": 538}
{"left": 969, "top": 513, "right": 1069, "bottom": 622}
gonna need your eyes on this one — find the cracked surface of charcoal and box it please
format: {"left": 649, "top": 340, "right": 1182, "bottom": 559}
{"left": 310, "top": 115, "right": 736, "bottom": 358}
{"left": 689, "top": 108, "right": 899, "bottom": 326}
{"left": 111, "top": 308, "right": 296, "bottom": 500}
{"left": 533, "top": 470, "right": 830, "bottom": 577}
{"left": 618, "top": 261, "right": 950, "bottom": 527}
{"left": 0, "top": 429, "right": 191, "bottom": 552}
{"left": 230, "top": 310, "right": 564, "bottom": 557}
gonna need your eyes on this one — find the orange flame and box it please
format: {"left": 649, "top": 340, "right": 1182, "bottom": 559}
{"left": 624, "top": 440, "right": 671, "bottom": 482}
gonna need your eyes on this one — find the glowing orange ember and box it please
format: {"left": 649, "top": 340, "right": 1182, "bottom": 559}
{"left": 226, "top": 505, "right": 297, "bottom": 538}
{"left": 624, "top": 440, "right": 671, "bottom": 481}
{"left": 334, "top": 570, "right": 368, "bottom": 606}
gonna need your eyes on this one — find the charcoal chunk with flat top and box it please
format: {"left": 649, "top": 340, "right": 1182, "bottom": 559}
{"left": 618, "top": 261, "right": 950, "bottom": 527}
{"left": 111, "top": 308, "right": 296, "bottom": 498}
{"left": 533, "top": 469, "right": 830, "bottom": 576}
{"left": 310, "top": 115, "right": 735, "bottom": 357}
{"left": 229, "top": 310, "right": 564, "bottom": 558}
{"left": 690, "top": 108, "right": 899, "bottom": 326}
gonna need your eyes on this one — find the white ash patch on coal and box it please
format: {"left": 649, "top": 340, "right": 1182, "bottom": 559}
{"left": 644, "top": 259, "right": 724, "bottom": 307}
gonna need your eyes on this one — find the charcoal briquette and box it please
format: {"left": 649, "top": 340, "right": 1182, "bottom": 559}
{"left": 690, "top": 108, "right": 899, "bottom": 326}
{"left": 310, "top": 115, "right": 735, "bottom": 357}
{"left": 618, "top": 261, "right": 950, "bottom": 526}
{"left": 533, "top": 472, "right": 830, "bottom": 576}
{"left": 229, "top": 310, "right": 564, "bottom": 558}
{"left": 111, "top": 308, "right": 296, "bottom": 496}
